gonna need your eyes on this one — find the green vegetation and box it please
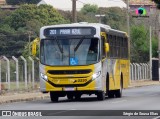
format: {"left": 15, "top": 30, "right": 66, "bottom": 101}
{"left": 6, "top": 0, "right": 41, "bottom": 5}
{"left": 0, "top": 4, "right": 68, "bottom": 57}
{"left": 130, "top": 25, "right": 158, "bottom": 62}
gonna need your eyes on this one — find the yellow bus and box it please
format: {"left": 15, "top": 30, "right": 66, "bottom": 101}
{"left": 38, "top": 23, "right": 129, "bottom": 102}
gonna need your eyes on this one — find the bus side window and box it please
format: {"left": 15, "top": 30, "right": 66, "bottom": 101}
{"left": 109, "top": 35, "right": 113, "bottom": 58}
{"left": 101, "top": 35, "right": 106, "bottom": 59}
{"left": 124, "top": 38, "right": 128, "bottom": 58}
{"left": 117, "top": 36, "right": 121, "bottom": 58}
{"left": 107, "top": 34, "right": 110, "bottom": 58}
{"left": 113, "top": 35, "right": 116, "bottom": 58}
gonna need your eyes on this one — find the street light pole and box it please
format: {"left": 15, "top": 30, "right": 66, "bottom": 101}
{"left": 95, "top": 14, "right": 105, "bottom": 23}
{"left": 159, "top": 13, "right": 160, "bottom": 81}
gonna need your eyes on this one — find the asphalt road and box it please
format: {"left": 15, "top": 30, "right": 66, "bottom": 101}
{"left": 1, "top": 85, "right": 160, "bottom": 119}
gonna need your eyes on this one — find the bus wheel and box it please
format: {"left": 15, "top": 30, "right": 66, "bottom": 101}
{"left": 108, "top": 90, "right": 114, "bottom": 98}
{"left": 75, "top": 94, "right": 81, "bottom": 100}
{"left": 67, "top": 94, "right": 74, "bottom": 100}
{"left": 50, "top": 92, "right": 59, "bottom": 102}
{"left": 115, "top": 81, "right": 122, "bottom": 98}
{"left": 97, "top": 91, "right": 105, "bottom": 100}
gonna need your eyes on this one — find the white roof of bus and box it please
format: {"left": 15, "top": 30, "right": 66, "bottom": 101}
{"left": 41, "top": 23, "right": 110, "bottom": 30}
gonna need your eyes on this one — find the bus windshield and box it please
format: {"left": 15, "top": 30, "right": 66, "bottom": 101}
{"left": 40, "top": 38, "right": 99, "bottom": 66}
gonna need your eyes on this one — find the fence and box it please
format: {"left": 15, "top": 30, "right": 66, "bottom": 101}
{"left": 0, "top": 56, "right": 39, "bottom": 92}
{"left": 130, "top": 63, "right": 150, "bottom": 81}
{"left": 0, "top": 57, "right": 150, "bottom": 92}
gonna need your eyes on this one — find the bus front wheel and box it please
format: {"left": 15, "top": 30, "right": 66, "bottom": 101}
{"left": 97, "top": 91, "right": 105, "bottom": 100}
{"left": 75, "top": 94, "right": 81, "bottom": 100}
{"left": 67, "top": 94, "right": 74, "bottom": 100}
{"left": 50, "top": 92, "right": 59, "bottom": 102}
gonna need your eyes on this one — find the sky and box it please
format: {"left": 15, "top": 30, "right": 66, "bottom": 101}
{"left": 38, "top": 0, "right": 127, "bottom": 11}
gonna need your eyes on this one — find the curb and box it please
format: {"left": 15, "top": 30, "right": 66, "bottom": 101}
{"left": 0, "top": 93, "right": 49, "bottom": 104}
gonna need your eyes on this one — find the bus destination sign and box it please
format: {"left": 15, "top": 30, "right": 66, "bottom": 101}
{"left": 44, "top": 27, "right": 96, "bottom": 37}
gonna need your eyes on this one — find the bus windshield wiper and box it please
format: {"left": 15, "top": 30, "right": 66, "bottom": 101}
{"left": 74, "top": 38, "right": 84, "bottom": 52}
{"left": 55, "top": 37, "right": 63, "bottom": 54}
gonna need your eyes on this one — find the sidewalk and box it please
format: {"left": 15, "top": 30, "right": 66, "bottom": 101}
{"left": 0, "top": 80, "right": 160, "bottom": 104}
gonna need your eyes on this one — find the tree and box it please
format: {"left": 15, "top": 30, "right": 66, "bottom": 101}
{"left": 0, "top": 4, "right": 69, "bottom": 57}
{"left": 6, "top": 0, "right": 41, "bottom": 5}
{"left": 6, "top": 4, "right": 69, "bottom": 31}
{"left": 130, "top": 25, "right": 158, "bottom": 62}
{"left": 80, "top": 4, "right": 98, "bottom": 15}
{"left": 99, "top": 7, "right": 127, "bottom": 31}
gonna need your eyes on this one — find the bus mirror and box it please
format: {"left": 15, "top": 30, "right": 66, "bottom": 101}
{"left": 105, "top": 43, "right": 109, "bottom": 53}
{"left": 32, "top": 38, "right": 40, "bottom": 56}
{"left": 32, "top": 42, "right": 37, "bottom": 56}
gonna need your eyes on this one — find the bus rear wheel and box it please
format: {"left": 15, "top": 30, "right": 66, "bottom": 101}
{"left": 115, "top": 80, "right": 123, "bottom": 98}
{"left": 108, "top": 90, "right": 115, "bottom": 98}
{"left": 75, "top": 94, "right": 81, "bottom": 101}
{"left": 50, "top": 92, "right": 59, "bottom": 102}
{"left": 97, "top": 91, "right": 105, "bottom": 100}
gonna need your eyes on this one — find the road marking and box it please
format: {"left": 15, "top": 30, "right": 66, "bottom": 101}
{"left": 111, "top": 100, "right": 127, "bottom": 104}
{"left": 152, "top": 116, "right": 160, "bottom": 119}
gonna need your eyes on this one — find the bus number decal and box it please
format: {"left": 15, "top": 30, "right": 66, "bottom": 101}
{"left": 77, "top": 79, "right": 87, "bottom": 82}
{"left": 50, "top": 30, "right": 56, "bottom": 35}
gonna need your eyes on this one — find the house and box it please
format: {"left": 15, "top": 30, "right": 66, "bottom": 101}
{"left": 129, "top": 0, "right": 156, "bottom": 15}
{"left": 0, "top": 0, "right": 19, "bottom": 10}
{"left": 0, "top": 0, "right": 6, "bottom": 5}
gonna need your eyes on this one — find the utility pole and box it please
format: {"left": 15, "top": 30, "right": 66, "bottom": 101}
{"left": 124, "top": 0, "right": 131, "bottom": 82}
{"left": 126, "top": 0, "right": 130, "bottom": 51}
{"left": 159, "top": 12, "right": 160, "bottom": 81}
{"left": 149, "top": 26, "right": 152, "bottom": 80}
{"left": 72, "top": 0, "right": 77, "bottom": 23}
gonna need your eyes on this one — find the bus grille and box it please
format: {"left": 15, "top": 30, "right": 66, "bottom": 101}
{"left": 48, "top": 69, "right": 92, "bottom": 75}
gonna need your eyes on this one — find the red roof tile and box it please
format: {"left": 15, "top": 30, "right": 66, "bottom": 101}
{"left": 130, "top": 0, "right": 155, "bottom": 5}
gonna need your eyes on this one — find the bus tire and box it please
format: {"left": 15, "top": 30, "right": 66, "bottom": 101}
{"left": 67, "top": 94, "right": 74, "bottom": 100}
{"left": 75, "top": 94, "right": 81, "bottom": 100}
{"left": 115, "top": 79, "right": 123, "bottom": 98}
{"left": 97, "top": 91, "right": 105, "bottom": 100}
{"left": 50, "top": 92, "right": 59, "bottom": 102}
{"left": 108, "top": 90, "right": 114, "bottom": 98}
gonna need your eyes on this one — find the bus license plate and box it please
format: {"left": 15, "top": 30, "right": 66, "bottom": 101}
{"left": 64, "top": 87, "right": 74, "bottom": 91}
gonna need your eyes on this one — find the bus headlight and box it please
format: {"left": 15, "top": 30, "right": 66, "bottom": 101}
{"left": 40, "top": 73, "right": 48, "bottom": 81}
{"left": 92, "top": 71, "right": 101, "bottom": 80}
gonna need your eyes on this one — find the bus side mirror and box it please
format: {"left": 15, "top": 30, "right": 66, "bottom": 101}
{"left": 105, "top": 43, "right": 109, "bottom": 53}
{"left": 32, "top": 42, "right": 37, "bottom": 56}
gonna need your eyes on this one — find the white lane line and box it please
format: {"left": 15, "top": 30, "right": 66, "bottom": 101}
{"left": 111, "top": 100, "right": 127, "bottom": 104}
{"left": 152, "top": 116, "right": 160, "bottom": 119}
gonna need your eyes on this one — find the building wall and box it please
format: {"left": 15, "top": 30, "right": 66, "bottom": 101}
{"left": 0, "top": 0, "right": 6, "bottom": 5}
